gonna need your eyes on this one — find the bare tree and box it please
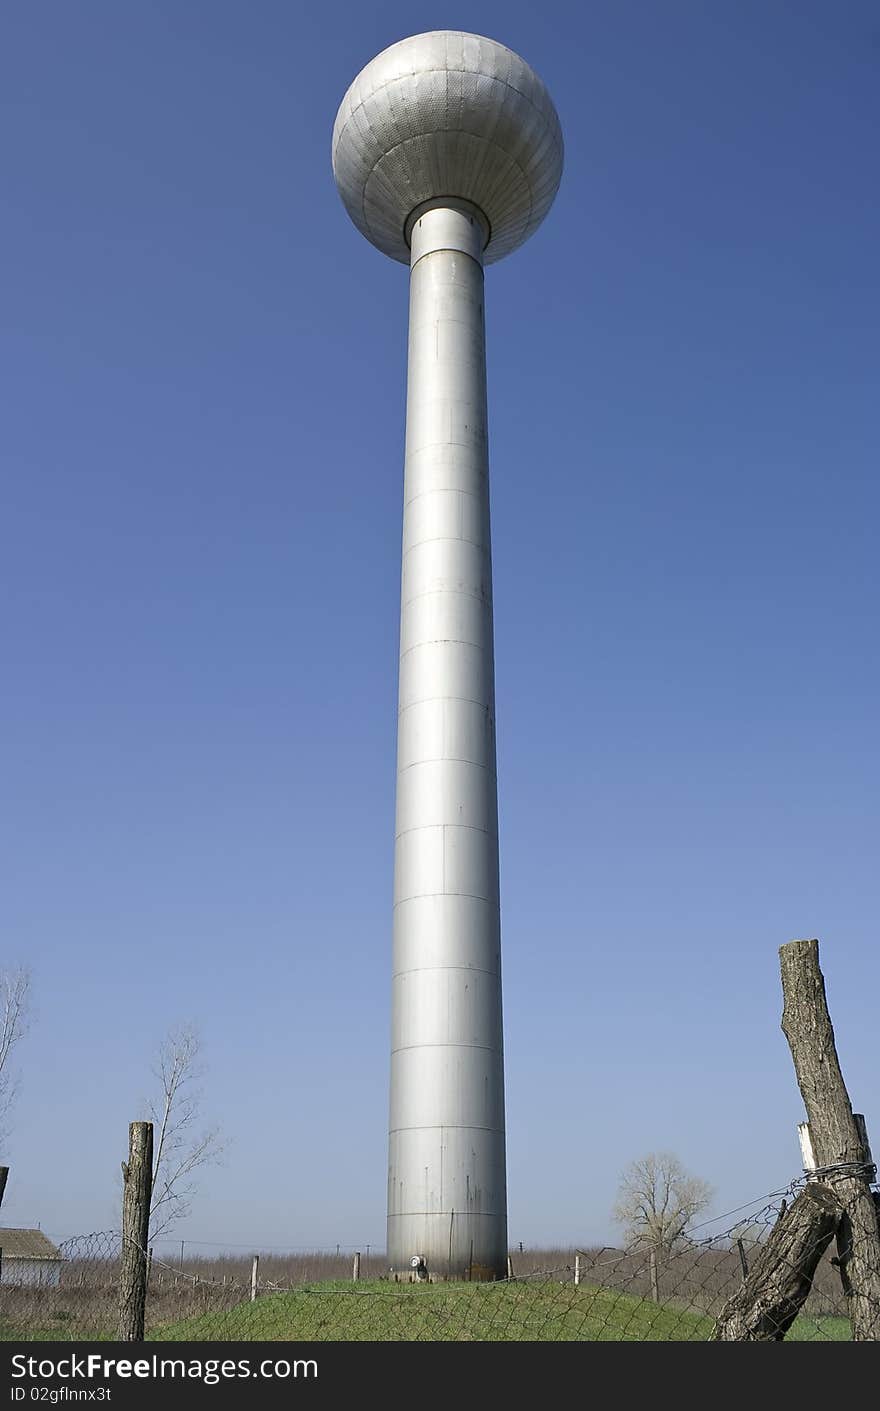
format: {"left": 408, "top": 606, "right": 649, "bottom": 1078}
{"left": 613, "top": 1151, "right": 713, "bottom": 1257}
{"left": 0, "top": 968, "right": 31, "bottom": 1147}
{"left": 147, "top": 1024, "right": 223, "bottom": 1239}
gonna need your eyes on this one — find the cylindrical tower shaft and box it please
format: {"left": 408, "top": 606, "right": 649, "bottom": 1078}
{"left": 333, "top": 28, "right": 562, "bottom": 1285}
{"left": 388, "top": 202, "right": 507, "bottom": 1280}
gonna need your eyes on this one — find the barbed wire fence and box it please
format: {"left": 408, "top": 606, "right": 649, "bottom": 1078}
{"left": 0, "top": 1170, "right": 875, "bottom": 1342}
{"left": 1, "top": 937, "right": 876, "bottom": 1343}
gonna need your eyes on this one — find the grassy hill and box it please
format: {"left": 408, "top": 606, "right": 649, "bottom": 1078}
{"left": 2, "top": 1277, "right": 851, "bottom": 1342}
{"left": 155, "top": 1279, "right": 849, "bottom": 1342}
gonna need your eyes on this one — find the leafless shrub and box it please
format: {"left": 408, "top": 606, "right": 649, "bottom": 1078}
{"left": 145, "top": 1025, "right": 224, "bottom": 1239}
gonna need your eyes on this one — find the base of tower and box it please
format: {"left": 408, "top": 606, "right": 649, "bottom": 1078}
{"left": 387, "top": 1210, "right": 508, "bottom": 1284}
{"left": 386, "top": 1263, "right": 505, "bottom": 1283}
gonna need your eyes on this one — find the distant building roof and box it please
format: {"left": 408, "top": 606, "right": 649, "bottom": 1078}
{"left": 0, "top": 1229, "right": 63, "bottom": 1260}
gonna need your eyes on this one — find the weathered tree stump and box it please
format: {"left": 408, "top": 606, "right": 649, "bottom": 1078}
{"left": 780, "top": 938, "right": 880, "bottom": 1340}
{"left": 711, "top": 1184, "right": 840, "bottom": 1340}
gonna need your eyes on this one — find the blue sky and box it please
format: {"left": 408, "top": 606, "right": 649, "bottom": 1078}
{"left": 2, "top": 0, "right": 878, "bottom": 1254}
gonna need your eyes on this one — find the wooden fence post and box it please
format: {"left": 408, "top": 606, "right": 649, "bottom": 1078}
{"left": 0, "top": 1166, "right": 10, "bottom": 1313}
{"left": 574, "top": 1253, "right": 581, "bottom": 1287}
{"left": 352, "top": 1251, "right": 361, "bottom": 1282}
{"left": 118, "top": 1121, "right": 153, "bottom": 1342}
{"left": 649, "top": 1250, "right": 659, "bottom": 1304}
{"left": 250, "top": 1255, "right": 259, "bottom": 1303}
{"left": 506, "top": 1255, "right": 514, "bottom": 1280}
{"left": 711, "top": 1184, "right": 841, "bottom": 1339}
{"left": 780, "top": 938, "right": 880, "bottom": 1340}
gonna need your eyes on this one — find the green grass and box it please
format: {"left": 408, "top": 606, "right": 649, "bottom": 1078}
{"left": 156, "top": 1282, "right": 853, "bottom": 1343}
{"left": 2, "top": 1282, "right": 852, "bottom": 1343}
{"left": 785, "top": 1315, "right": 850, "bottom": 1342}
{"left": 0, "top": 1322, "right": 113, "bottom": 1343}
{"left": 155, "top": 1280, "right": 715, "bottom": 1342}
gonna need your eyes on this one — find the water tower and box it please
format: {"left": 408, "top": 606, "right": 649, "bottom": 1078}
{"left": 332, "top": 31, "right": 563, "bottom": 1279}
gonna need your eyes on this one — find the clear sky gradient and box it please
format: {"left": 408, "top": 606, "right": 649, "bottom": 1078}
{"left": 2, "top": 1, "right": 878, "bottom": 1253}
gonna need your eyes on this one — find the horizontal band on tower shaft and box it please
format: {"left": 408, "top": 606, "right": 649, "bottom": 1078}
{"left": 388, "top": 1211, "right": 507, "bottom": 1221}
{"left": 396, "top": 757, "right": 494, "bottom": 777}
{"left": 392, "top": 964, "right": 501, "bottom": 979}
{"left": 391, "top": 1040, "right": 501, "bottom": 1055}
{"left": 406, "top": 199, "right": 490, "bottom": 267}
{"left": 389, "top": 1125, "right": 506, "bottom": 1137}
{"left": 393, "top": 893, "right": 498, "bottom": 908}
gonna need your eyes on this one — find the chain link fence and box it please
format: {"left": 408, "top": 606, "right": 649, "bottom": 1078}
{"left": 1, "top": 1178, "right": 874, "bottom": 1342}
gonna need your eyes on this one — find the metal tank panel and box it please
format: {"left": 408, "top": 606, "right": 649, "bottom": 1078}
{"left": 332, "top": 31, "right": 563, "bottom": 264}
